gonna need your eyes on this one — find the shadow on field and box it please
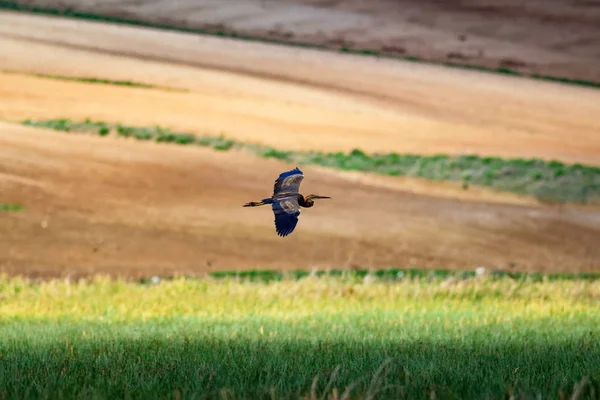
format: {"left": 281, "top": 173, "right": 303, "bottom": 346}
{"left": 1, "top": 326, "right": 598, "bottom": 399}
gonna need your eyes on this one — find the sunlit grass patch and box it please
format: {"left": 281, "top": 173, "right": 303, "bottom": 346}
{"left": 0, "top": 271, "right": 599, "bottom": 399}
{"left": 20, "top": 118, "right": 600, "bottom": 205}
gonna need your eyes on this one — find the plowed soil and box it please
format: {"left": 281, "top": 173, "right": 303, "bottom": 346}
{"left": 1, "top": 11, "right": 599, "bottom": 278}
{"left": 4, "top": 0, "right": 600, "bottom": 82}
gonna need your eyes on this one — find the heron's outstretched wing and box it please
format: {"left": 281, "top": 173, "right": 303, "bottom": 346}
{"left": 271, "top": 196, "right": 301, "bottom": 237}
{"left": 273, "top": 167, "right": 304, "bottom": 197}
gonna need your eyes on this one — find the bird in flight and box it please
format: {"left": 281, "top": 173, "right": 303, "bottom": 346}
{"left": 243, "top": 167, "right": 330, "bottom": 237}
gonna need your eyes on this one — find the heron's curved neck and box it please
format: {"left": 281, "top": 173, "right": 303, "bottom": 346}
{"left": 298, "top": 195, "right": 314, "bottom": 208}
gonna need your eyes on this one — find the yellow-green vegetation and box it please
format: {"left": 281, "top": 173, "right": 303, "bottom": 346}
{"left": 21, "top": 118, "right": 600, "bottom": 204}
{"left": 0, "top": 270, "right": 599, "bottom": 399}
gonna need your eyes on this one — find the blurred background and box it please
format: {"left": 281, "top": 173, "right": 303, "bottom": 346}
{"left": 1, "top": 0, "right": 599, "bottom": 278}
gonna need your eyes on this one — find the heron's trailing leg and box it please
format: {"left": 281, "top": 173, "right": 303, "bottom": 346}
{"left": 243, "top": 201, "right": 264, "bottom": 207}
{"left": 243, "top": 198, "right": 274, "bottom": 207}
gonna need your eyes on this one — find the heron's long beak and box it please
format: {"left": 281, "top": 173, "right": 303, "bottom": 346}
{"left": 313, "top": 195, "right": 331, "bottom": 199}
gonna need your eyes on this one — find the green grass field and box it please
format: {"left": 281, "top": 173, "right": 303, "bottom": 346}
{"left": 21, "top": 118, "right": 600, "bottom": 205}
{"left": 1, "top": 271, "right": 599, "bottom": 399}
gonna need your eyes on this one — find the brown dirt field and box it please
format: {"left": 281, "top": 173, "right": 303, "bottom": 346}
{"left": 5, "top": 0, "right": 600, "bottom": 82}
{"left": 1, "top": 12, "right": 600, "bottom": 165}
{"left": 2, "top": 122, "right": 600, "bottom": 278}
{"left": 1, "top": 12, "right": 599, "bottom": 277}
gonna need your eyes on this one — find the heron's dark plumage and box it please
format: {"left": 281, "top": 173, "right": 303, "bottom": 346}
{"left": 273, "top": 167, "right": 304, "bottom": 197}
{"left": 243, "top": 167, "right": 330, "bottom": 237}
{"left": 273, "top": 207, "right": 300, "bottom": 237}
{"left": 271, "top": 168, "right": 304, "bottom": 237}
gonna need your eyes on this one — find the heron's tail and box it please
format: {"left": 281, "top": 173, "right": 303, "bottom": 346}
{"left": 243, "top": 198, "right": 273, "bottom": 207}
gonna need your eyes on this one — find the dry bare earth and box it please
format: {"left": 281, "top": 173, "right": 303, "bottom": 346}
{"left": 3, "top": 122, "right": 600, "bottom": 278}
{"left": 4, "top": 0, "right": 600, "bottom": 82}
{"left": 1, "top": 12, "right": 600, "bottom": 277}
{"left": 2, "top": 12, "right": 600, "bottom": 164}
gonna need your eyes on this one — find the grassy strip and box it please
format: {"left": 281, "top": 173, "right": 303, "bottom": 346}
{"left": 2, "top": 70, "right": 187, "bottom": 91}
{"left": 34, "top": 74, "right": 186, "bottom": 91}
{"left": 201, "top": 268, "right": 600, "bottom": 284}
{"left": 0, "top": 203, "right": 23, "bottom": 212}
{"left": 0, "top": 273, "right": 599, "bottom": 399}
{"left": 22, "top": 118, "right": 600, "bottom": 205}
{"left": 1, "top": 1, "right": 599, "bottom": 90}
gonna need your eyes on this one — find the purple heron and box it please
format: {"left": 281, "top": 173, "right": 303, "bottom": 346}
{"left": 243, "top": 167, "right": 330, "bottom": 237}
